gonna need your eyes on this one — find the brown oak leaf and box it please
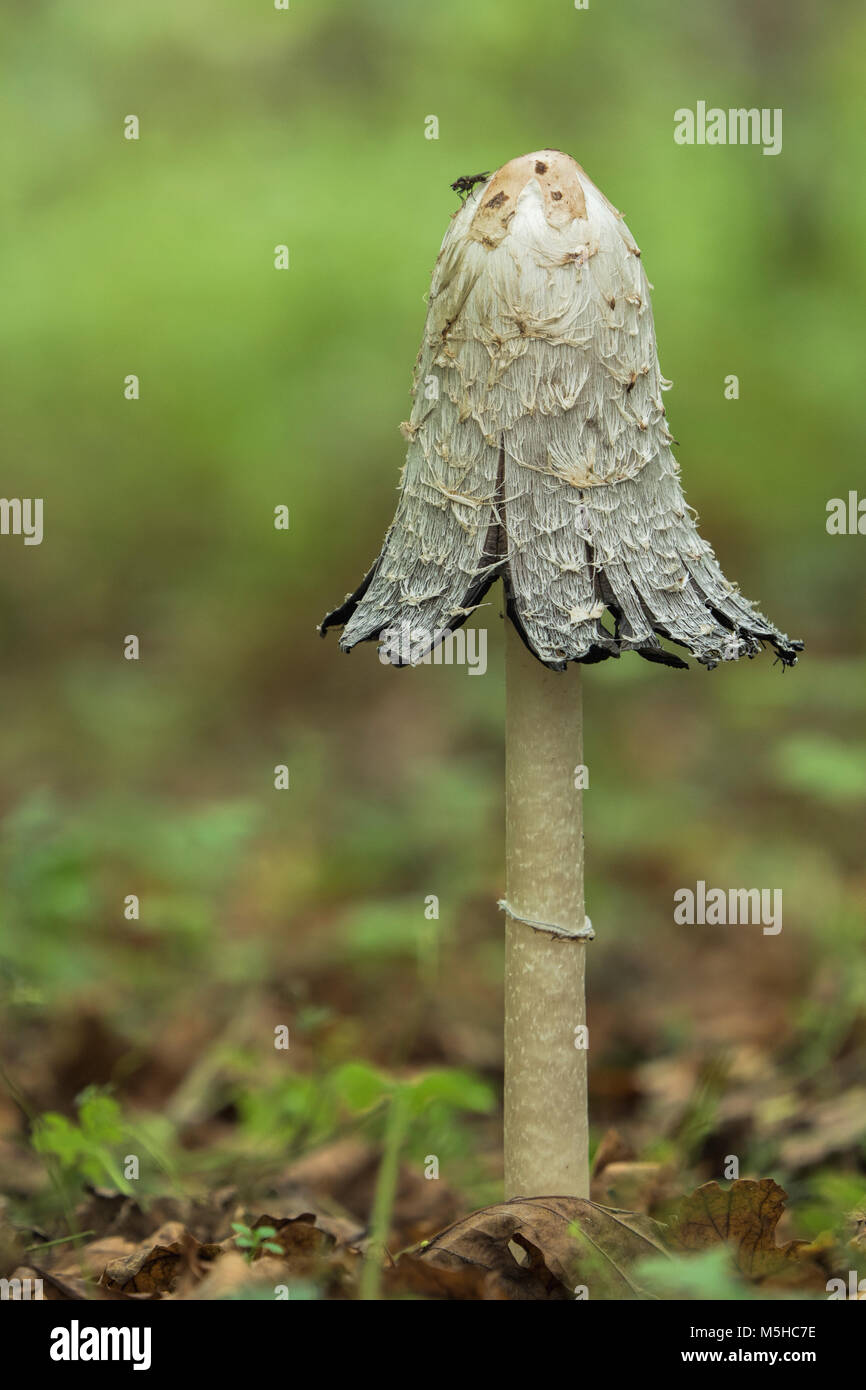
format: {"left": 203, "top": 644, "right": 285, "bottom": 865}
{"left": 666, "top": 1178, "right": 822, "bottom": 1289}
{"left": 411, "top": 1195, "right": 669, "bottom": 1300}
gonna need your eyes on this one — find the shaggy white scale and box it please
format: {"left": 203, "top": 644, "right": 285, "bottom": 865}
{"left": 322, "top": 149, "right": 801, "bottom": 673}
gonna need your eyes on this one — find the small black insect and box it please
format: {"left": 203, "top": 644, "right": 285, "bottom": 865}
{"left": 450, "top": 170, "right": 491, "bottom": 203}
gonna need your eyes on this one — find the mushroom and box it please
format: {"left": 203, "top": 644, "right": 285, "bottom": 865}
{"left": 321, "top": 150, "right": 802, "bottom": 1199}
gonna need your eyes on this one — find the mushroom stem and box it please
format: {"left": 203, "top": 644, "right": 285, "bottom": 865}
{"left": 504, "top": 621, "right": 589, "bottom": 1198}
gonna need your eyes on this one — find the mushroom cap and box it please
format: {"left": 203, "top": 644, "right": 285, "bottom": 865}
{"left": 467, "top": 151, "right": 589, "bottom": 246}
{"left": 322, "top": 151, "right": 801, "bottom": 671}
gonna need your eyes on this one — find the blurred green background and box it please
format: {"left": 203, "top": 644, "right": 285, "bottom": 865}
{"left": 1, "top": 0, "right": 865, "bottom": 1255}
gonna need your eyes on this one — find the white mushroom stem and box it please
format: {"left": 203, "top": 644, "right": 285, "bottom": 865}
{"left": 504, "top": 621, "right": 589, "bottom": 1198}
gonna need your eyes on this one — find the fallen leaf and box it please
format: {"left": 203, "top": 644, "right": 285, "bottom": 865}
{"left": 99, "top": 1225, "right": 223, "bottom": 1296}
{"left": 22, "top": 1263, "right": 132, "bottom": 1301}
{"left": 414, "top": 1196, "right": 669, "bottom": 1300}
{"left": 251, "top": 1204, "right": 362, "bottom": 1249}
{"left": 666, "top": 1179, "right": 823, "bottom": 1289}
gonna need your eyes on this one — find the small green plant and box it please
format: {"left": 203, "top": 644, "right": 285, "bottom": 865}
{"left": 30, "top": 1084, "right": 177, "bottom": 1206}
{"left": 231, "top": 1222, "right": 283, "bottom": 1263}
{"left": 346, "top": 1063, "right": 495, "bottom": 1302}
{"left": 32, "top": 1085, "right": 134, "bottom": 1195}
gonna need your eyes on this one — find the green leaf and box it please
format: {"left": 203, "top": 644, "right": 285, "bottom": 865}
{"left": 407, "top": 1068, "right": 496, "bottom": 1115}
{"left": 77, "top": 1086, "right": 124, "bottom": 1144}
{"left": 331, "top": 1061, "right": 392, "bottom": 1112}
{"left": 32, "top": 1113, "right": 85, "bottom": 1165}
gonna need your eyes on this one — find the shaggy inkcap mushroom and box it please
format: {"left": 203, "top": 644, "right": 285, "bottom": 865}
{"left": 322, "top": 150, "right": 802, "bottom": 671}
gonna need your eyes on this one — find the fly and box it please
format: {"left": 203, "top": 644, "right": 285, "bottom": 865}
{"left": 450, "top": 170, "right": 491, "bottom": 203}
